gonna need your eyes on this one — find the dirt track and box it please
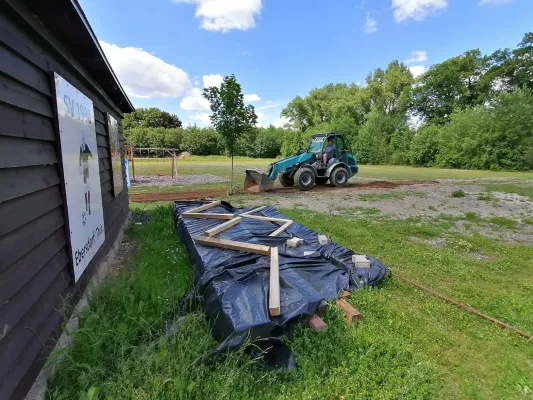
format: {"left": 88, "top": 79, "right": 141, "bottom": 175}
{"left": 129, "top": 180, "right": 438, "bottom": 202}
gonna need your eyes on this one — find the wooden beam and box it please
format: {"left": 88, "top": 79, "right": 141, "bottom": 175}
{"left": 341, "top": 290, "right": 352, "bottom": 298}
{"left": 336, "top": 298, "right": 362, "bottom": 322}
{"left": 194, "top": 236, "right": 271, "bottom": 255}
{"left": 269, "top": 246, "right": 281, "bottom": 317}
{"left": 204, "top": 217, "right": 242, "bottom": 237}
{"left": 183, "top": 212, "right": 235, "bottom": 220}
{"left": 241, "top": 214, "right": 291, "bottom": 224}
{"left": 240, "top": 206, "right": 266, "bottom": 215}
{"left": 187, "top": 200, "right": 221, "bottom": 213}
{"left": 308, "top": 314, "right": 328, "bottom": 332}
{"left": 269, "top": 221, "right": 293, "bottom": 237}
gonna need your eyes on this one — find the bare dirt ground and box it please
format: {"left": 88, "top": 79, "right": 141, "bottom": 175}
{"left": 132, "top": 174, "right": 227, "bottom": 187}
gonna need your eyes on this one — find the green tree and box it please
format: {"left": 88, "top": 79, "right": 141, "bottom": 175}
{"left": 203, "top": 75, "right": 258, "bottom": 189}
{"left": 484, "top": 32, "right": 533, "bottom": 93}
{"left": 123, "top": 107, "right": 182, "bottom": 130}
{"left": 411, "top": 50, "right": 489, "bottom": 124}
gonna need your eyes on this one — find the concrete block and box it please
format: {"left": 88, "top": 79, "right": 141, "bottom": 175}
{"left": 352, "top": 254, "right": 371, "bottom": 268}
{"left": 286, "top": 237, "right": 304, "bottom": 248}
{"left": 318, "top": 234, "right": 329, "bottom": 245}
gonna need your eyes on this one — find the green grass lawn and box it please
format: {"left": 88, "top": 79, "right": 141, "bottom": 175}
{"left": 128, "top": 157, "right": 533, "bottom": 194}
{"left": 47, "top": 204, "right": 533, "bottom": 400}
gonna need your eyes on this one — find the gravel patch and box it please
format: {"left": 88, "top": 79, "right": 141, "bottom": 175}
{"left": 132, "top": 174, "right": 228, "bottom": 187}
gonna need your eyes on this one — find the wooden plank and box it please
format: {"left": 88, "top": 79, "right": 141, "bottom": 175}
{"left": 241, "top": 214, "right": 292, "bottom": 224}
{"left": 240, "top": 206, "right": 266, "bottom": 215}
{"left": 341, "top": 290, "right": 352, "bottom": 298}
{"left": 0, "top": 206, "right": 65, "bottom": 272}
{"left": 187, "top": 200, "right": 221, "bottom": 213}
{"left": 336, "top": 298, "right": 362, "bottom": 322}
{"left": 269, "top": 247, "right": 281, "bottom": 317}
{"left": 0, "top": 270, "right": 70, "bottom": 396}
{"left": 0, "top": 228, "right": 66, "bottom": 307}
{"left": 0, "top": 136, "right": 58, "bottom": 168}
{"left": 0, "top": 103, "right": 56, "bottom": 141}
{"left": 269, "top": 221, "right": 293, "bottom": 237}
{"left": 0, "top": 74, "right": 53, "bottom": 118}
{"left": 0, "top": 43, "right": 52, "bottom": 97}
{"left": 183, "top": 212, "right": 235, "bottom": 220}
{"left": 204, "top": 217, "right": 242, "bottom": 237}
{"left": 0, "top": 165, "right": 61, "bottom": 203}
{"left": 194, "top": 236, "right": 271, "bottom": 255}
{"left": 0, "top": 249, "right": 69, "bottom": 345}
{"left": 0, "top": 185, "right": 63, "bottom": 236}
{"left": 308, "top": 314, "right": 328, "bottom": 332}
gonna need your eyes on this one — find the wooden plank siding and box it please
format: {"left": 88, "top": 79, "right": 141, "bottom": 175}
{"left": 0, "top": 2, "right": 130, "bottom": 399}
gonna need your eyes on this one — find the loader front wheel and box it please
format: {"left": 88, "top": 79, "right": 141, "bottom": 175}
{"left": 295, "top": 167, "right": 315, "bottom": 191}
{"left": 279, "top": 173, "right": 294, "bottom": 187}
{"left": 330, "top": 167, "right": 349, "bottom": 187}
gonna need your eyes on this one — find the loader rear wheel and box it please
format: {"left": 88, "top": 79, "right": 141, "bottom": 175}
{"left": 279, "top": 173, "right": 294, "bottom": 187}
{"left": 295, "top": 167, "right": 315, "bottom": 191}
{"left": 330, "top": 167, "right": 349, "bottom": 187}
{"left": 316, "top": 177, "right": 329, "bottom": 185}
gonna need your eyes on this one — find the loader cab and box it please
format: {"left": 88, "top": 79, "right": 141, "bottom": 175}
{"left": 310, "top": 132, "right": 358, "bottom": 176}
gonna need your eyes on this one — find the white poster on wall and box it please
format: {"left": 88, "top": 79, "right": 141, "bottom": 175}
{"left": 107, "top": 113, "right": 124, "bottom": 197}
{"left": 54, "top": 72, "right": 105, "bottom": 282}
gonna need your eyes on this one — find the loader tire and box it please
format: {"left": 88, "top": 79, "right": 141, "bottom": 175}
{"left": 295, "top": 166, "right": 315, "bottom": 191}
{"left": 316, "top": 177, "right": 329, "bottom": 185}
{"left": 279, "top": 173, "right": 294, "bottom": 187}
{"left": 330, "top": 167, "right": 349, "bottom": 187}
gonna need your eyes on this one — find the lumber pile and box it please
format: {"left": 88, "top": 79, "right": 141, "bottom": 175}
{"left": 181, "top": 201, "right": 363, "bottom": 328}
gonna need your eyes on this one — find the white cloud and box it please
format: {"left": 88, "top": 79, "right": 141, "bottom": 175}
{"left": 174, "top": 0, "right": 262, "bottom": 32}
{"left": 203, "top": 74, "right": 224, "bottom": 88}
{"left": 180, "top": 88, "right": 211, "bottom": 110}
{"left": 409, "top": 65, "right": 426, "bottom": 78}
{"left": 99, "top": 41, "right": 191, "bottom": 98}
{"left": 392, "top": 0, "right": 447, "bottom": 22}
{"left": 191, "top": 112, "right": 212, "bottom": 126}
{"left": 181, "top": 74, "right": 260, "bottom": 110}
{"left": 257, "top": 101, "right": 281, "bottom": 110}
{"left": 405, "top": 50, "right": 427, "bottom": 64}
{"left": 478, "top": 0, "right": 513, "bottom": 5}
{"left": 364, "top": 13, "right": 378, "bottom": 33}
{"left": 244, "top": 94, "right": 260, "bottom": 102}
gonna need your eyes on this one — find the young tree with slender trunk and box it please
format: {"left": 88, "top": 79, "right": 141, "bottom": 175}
{"left": 203, "top": 75, "right": 257, "bottom": 192}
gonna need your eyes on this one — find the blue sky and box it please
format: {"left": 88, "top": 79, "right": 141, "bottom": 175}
{"left": 80, "top": 0, "right": 533, "bottom": 126}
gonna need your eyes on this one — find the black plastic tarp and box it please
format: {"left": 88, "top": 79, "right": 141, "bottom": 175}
{"left": 174, "top": 201, "right": 389, "bottom": 367}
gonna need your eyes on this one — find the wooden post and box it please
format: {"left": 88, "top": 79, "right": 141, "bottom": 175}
{"left": 131, "top": 147, "right": 135, "bottom": 182}
{"left": 269, "top": 247, "right": 281, "bottom": 317}
{"left": 172, "top": 151, "right": 175, "bottom": 179}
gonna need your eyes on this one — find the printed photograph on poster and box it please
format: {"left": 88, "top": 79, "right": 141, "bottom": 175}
{"left": 54, "top": 72, "right": 105, "bottom": 282}
{"left": 107, "top": 113, "right": 124, "bottom": 197}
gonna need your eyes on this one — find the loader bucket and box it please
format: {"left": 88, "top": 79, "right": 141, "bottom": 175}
{"left": 244, "top": 169, "right": 275, "bottom": 193}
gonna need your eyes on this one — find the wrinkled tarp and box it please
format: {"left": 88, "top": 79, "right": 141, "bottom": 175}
{"left": 174, "top": 200, "right": 389, "bottom": 367}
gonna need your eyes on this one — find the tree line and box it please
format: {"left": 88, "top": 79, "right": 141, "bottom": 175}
{"left": 124, "top": 32, "right": 532, "bottom": 170}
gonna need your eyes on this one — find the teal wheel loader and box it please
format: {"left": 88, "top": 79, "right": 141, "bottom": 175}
{"left": 244, "top": 132, "right": 358, "bottom": 192}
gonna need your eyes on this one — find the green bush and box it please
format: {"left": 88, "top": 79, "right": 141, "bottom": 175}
{"left": 451, "top": 190, "right": 466, "bottom": 198}
{"left": 181, "top": 127, "right": 224, "bottom": 156}
{"left": 436, "top": 89, "right": 533, "bottom": 170}
{"left": 409, "top": 125, "right": 442, "bottom": 167}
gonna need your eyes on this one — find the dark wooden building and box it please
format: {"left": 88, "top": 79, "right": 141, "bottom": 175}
{"left": 0, "top": 0, "right": 134, "bottom": 398}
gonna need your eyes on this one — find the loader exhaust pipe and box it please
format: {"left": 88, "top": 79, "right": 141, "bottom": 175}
{"left": 244, "top": 169, "right": 275, "bottom": 193}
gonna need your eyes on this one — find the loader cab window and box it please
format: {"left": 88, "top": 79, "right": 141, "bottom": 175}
{"left": 309, "top": 138, "right": 325, "bottom": 153}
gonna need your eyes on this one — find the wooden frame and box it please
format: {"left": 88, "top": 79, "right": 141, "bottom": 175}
{"left": 182, "top": 212, "right": 235, "bottom": 220}
{"left": 269, "top": 221, "right": 293, "bottom": 237}
{"left": 187, "top": 200, "right": 221, "bottom": 213}
{"left": 240, "top": 206, "right": 266, "bottom": 215}
{"left": 204, "top": 217, "right": 242, "bottom": 237}
{"left": 241, "top": 214, "right": 291, "bottom": 223}
{"left": 194, "top": 236, "right": 271, "bottom": 255}
{"left": 269, "top": 247, "right": 280, "bottom": 316}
